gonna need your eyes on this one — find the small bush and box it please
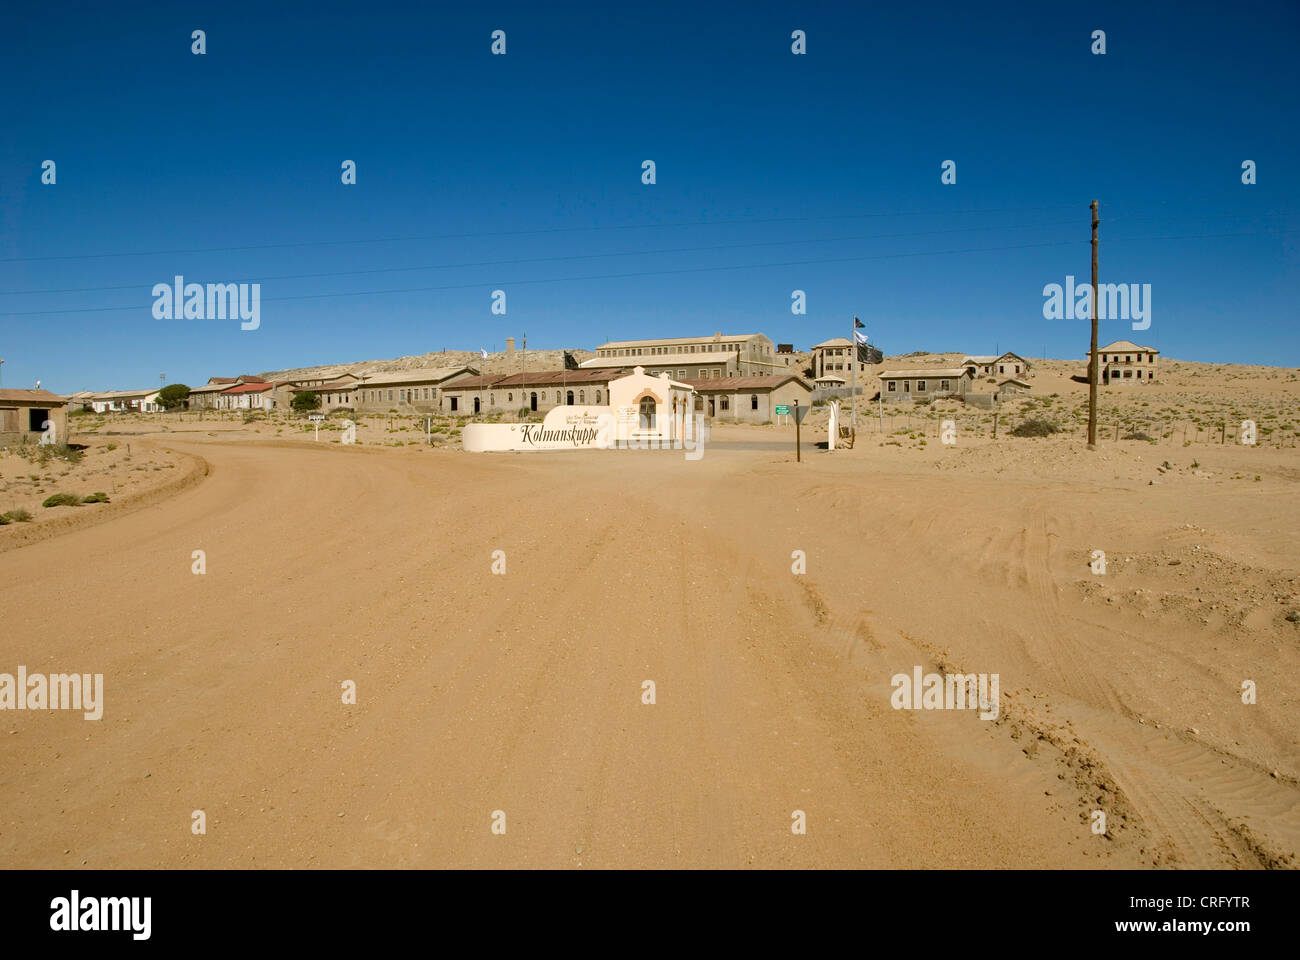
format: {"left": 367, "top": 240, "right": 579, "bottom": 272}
{"left": 42, "top": 492, "right": 82, "bottom": 508}
{"left": 1122, "top": 430, "right": 1153, "bottom": 441}
{"left": 1011, "top": 418, "right": 1059, "bottom": 438}
{"left": 81, "top": 491, "right": 110, "bottom": 503}
{"left": 0, "top": 508, "right": 33, "bottom": 524}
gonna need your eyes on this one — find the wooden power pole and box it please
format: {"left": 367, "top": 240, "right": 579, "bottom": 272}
{"left": 1087, "top": 199, "right": 1100, "bottom": 450}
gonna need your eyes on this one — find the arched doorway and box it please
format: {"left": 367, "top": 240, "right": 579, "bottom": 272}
{"left": 473, "top": 397, "right": 481, "bottom": 414}
{"left": 530, "top": 392, "right": 538, "bottom": 411}
{"left": 638, "top": 396, "right": 656, "bottom": 429}
{"left": 566, "top": 390, "right": 574, "bottom": 406}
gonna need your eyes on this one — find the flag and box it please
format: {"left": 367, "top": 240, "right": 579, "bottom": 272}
{"left": 481, "top": 348, "right": 488, "bottom": 359}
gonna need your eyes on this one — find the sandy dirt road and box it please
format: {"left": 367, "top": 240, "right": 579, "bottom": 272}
{"left": 1, "top": 430, "right": 1296, "bottom": 867}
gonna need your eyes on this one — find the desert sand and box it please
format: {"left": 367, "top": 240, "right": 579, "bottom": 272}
{"left": 1, "top": 357, "right": 1297, "bottom": 868}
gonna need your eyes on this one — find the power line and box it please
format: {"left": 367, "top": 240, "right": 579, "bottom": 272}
{"left": 0, "top": 228, "right": 1284, "bottom": 319}
{"left": 0, "top": 204, "right": 1087, "bottom": 264}
{"left": 0, "top": 219, "right": 1080, "bottom": 296}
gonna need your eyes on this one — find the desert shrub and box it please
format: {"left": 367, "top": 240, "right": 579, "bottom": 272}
{"left": 1011, "top": 418, "right": 1059, "bottom": 438}
{"left": 81, "top": 491, "right": 110, "bottom": 503}
{"left": 42, "top": 492, "right": 82, "bottom": 508}
{"left": 1122, "top": 430, "right": 1153, "bottom": 441}
{"left": 0, "top": 508, "right": 33, "bottom": 524}
{"left": 291, "top": 392, "right": 320, "bottom": 412}
{"left": 106, "top": 442, "right": 118, "bottom": 451}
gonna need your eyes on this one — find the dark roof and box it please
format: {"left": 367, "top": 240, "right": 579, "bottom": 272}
{"left": 679, "top": 375, "right": 810, "bottom": 392}
{"left": 0, "top": 389, "right": 67, "bottom": 404}
{"left": 439, "top": 374, "right": 509, "bottom": 390}
{"left": 446, "top": 368, "right": 626, "bottom": 389}
{"left": 291, "top": 378, "right": 356, "bottom": 393}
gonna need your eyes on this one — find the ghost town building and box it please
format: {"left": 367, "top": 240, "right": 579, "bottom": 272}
{"left": 1097, "top": 340, "right": 1158, "bottom": 384}
{"left": 961, "top": 352, "right": 1030, "bottom": 379}
{"left": 681, "top": 375, "right": 812, "bottom": 423}
{"left": 877, "top": 367, "right": 976, "bottom": 402}
{"left": 0, "top": 389, "right": 68, "bottom": 445}
{"left": 440, "top": 368, "right": 625, "bottom": 416}
{"left": 350, "top": 366, "right": 480, "bottom": 414}
{"left": 580, "top": 333, "right": 780, "bottom": 379}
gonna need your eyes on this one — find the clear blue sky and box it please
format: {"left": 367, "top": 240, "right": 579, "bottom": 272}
{"left": 2, "top": 0, "right": 1297, "bottom": 393}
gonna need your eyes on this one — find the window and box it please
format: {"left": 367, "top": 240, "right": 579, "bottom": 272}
{"left": 490, "top": 394, "right": 495, "bottom": 404}
{"left": 678, "top": 369, "right": 686, "bottom": 379}
{"left": 450, "top": 396, "right": 459, "bottom": 411}
{"left": 556, "top": 392, "right": 561, "bottom": 403}
{"left": 701, "top": 370, "right": 709, "bottom": 379}
{"left": 566, "top": 390, "right": 574, "bottom": 405}
{"left": 387, "top": 390, "right": 393, "bottom": 401}
{"left": 917, "top": 380, "right": 927, "bottom": 391}
{"left": 940, "top": 380, "right": 951, "bottom": 391}
{"left": 714, "top": 368, "right": 722, "bottom": 378}
{"left": 904, "top": 381, "right": 910, "bottom": 392}
{"left": 638, "top": 396, "right": 656, "bottom": 428}
{"left": 1124, "top": 369, "right": 1133, "bottom": 378}
{"left": 887, "top": 381, "right": 896, "bottom": 392}
{"left": 751, "top": 394, "right": 758, "bottom": 410}
{"left": 579, "top": 390, "right": 585, "bottom": 403}
{"left": 998, "top": 365, "right": 1005, "bottom": 374}
{"left": 720, "top": 397, "right": 729, "bottom": 410}
{"left": 595, "top": 390, "right": 602, "bottom": 403}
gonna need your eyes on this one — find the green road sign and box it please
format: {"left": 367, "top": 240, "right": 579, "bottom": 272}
{"left": 774, "top": 405, "right": 790, "bottom": 415}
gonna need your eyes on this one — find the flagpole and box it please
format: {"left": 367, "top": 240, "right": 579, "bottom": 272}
{"left": 850, "top": 316, "right": 857, "bottom": 437}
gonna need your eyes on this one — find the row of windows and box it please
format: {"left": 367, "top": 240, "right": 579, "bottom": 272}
{"left": 1107, "top": 368, "right": 1149, "bottom": 379}
{"left": 447, "top": 389, "right": 606, "bottom": 407}
{"left": 1101, "top": 354, "right": 1156, "bottom": 363}
{"left": 598, "top": 341, "right": 772, "bottom": 358}
{"left": 885, "top": 379, "right": 953, "bottom": 393}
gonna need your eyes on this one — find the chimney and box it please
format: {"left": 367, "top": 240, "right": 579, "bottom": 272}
{"left": 506, "top": 337, "right": 515, "bottom": 357}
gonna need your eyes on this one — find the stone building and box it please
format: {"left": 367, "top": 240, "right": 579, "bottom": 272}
{"left": 580, "top": 333, "right": 780, "bottom": 379}
{"left": 440, "top": 368, "right": 625, "bottom": 416}
{"left": 351, "top": 366, "right": 479, "bottom": 414}
{"left": 0, "top": 389, "right": 68, "bottom": 445}
{"left": 877, "top": 367, "right": 976, "bottom": 402}
{"left": 682, "top": 374, "right": 812, "bottom": 423}
{"left": 1098, "top": 340, "right": 1158, "bottom": 384}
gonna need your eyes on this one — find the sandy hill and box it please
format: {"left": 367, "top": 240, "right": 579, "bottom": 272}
{"left": 260, "top": 348, "right": 596, "bottom": 383}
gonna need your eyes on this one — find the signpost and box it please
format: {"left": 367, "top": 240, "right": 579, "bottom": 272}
{"left": 309, "top": 412, "right": 325, "bottom": 441}
{"left": 792, "top": 404, "right": 810, "bottom": 462}
{"left": 775, "top": 403, "right": 790, "bottom": 427}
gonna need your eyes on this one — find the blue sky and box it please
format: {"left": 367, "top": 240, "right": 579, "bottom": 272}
{"left": 1, "top": 0, "right": 1297, "bottom": 392}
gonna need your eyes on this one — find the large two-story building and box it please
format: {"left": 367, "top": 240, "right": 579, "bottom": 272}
{"left": 580, "top": 333, "right": 780, "bottom": 380}
{"left": 1097, "top": 340, "right": 1158, "bottom": 384}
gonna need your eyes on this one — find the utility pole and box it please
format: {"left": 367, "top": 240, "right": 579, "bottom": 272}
{"left": 1087, "top": 199, "right": 1100, "bottom": 450}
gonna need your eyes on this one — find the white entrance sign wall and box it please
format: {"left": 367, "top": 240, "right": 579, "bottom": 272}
{"left": 464, "top": 367, "right": 697, "bottom": 453}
